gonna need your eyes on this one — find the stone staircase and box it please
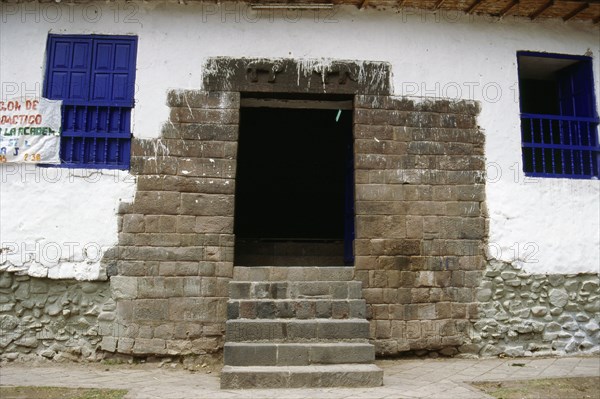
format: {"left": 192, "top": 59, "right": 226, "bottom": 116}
{"left": 220, "top": 267, "right": 383, "bottom": 389}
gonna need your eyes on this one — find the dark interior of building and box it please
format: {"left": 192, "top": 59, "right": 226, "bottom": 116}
{"left": 234, "top": 94, "right": 354, "bottom": 266}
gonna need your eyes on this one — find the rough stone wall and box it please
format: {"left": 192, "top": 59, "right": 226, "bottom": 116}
{"left": 352, "top": 95, "right": 487, "bottom": 356}
{"left": 467, "top": 262, "right": 600, "bottom": 357}
{"left": 0, "top": 272, "right": 110, "bottom": 361}
{"left": 99, "top": 90, "right": 240, "bottom": 356}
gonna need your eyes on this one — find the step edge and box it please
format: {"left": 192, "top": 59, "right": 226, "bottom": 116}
{"left": 221, "top": 364, "right": 383, "bottom": 372}
{"left": 226, "top": 318, "right": 370, "bottom": 324}
{"left": 224, "top": 342, "right": 375, "bottom": 347}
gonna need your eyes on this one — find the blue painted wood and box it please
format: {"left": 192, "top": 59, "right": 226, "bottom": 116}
{"left": 521, "top": 113, "right": 599, "bottom": 123}
{"left": 521, "top": 114, "right": 598, "bottom": 177}
{"left": 524, "top": 172, "right": 598, "bottom": 179}
{"left": 344, "top": 113, "right": 355, "bottom": 265}
{"left": 517, "top": 51, "right": 592, "bottom": 62}
{"left": 522, "top": 142, "right": 600, "bottom": 151}
{"left": 518, "top": 52, "right": 599, "bottom": 179}
{"left": 44, "top": 34, "right": 137, "bottom": 169}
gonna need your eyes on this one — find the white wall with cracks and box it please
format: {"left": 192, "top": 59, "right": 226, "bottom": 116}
{"left": 0, "top": 1, "right": 598, "bottom": 279}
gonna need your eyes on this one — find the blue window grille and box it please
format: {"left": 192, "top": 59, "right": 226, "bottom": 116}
{"left": 44, "top": 34, "right": 137, "bottom": 169}
{"left": 517, "top": 51, "right": 599, "bottom": 179}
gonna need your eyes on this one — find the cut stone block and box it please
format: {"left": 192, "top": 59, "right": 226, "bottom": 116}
{"left": 227, "top": 299, "right": 366, "bottom": 319}
{"left": 233, "top": 267, "right": 354, "bottom": 282}
{"left": 225, "top": 319, "right": 371, "bottom": 341}
{"left": 220, "top": 364, "right": 383, "bottom": 389}
{"left": 224, "top": 342, "right": 375, "bottom": 366}
{"left": 228, "top": 281, "right": 363, "bottom": 300}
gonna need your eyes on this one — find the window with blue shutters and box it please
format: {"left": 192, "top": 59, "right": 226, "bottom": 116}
{"left": 44, "top": 34, "right": 137, "bottom": 169}
{"left": 517, "top": 51, "right": 599, "bottom": 179}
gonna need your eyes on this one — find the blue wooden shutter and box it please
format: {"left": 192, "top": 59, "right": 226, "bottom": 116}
{"left": 556, "top": 60, "right": 599, "bottom": 177}
{"left": 45, "top": 37, "right": 92, "bottom": 101}
{"left": 90, "top": 39, "right": 136, "bottom": 105}
{"left": 44, "top": 35, "right": 137, "bottom": 169}
{"left": 558, "top": 63, "right": 593, "bottom": 118}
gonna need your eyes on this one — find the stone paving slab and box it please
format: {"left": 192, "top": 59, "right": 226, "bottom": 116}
{"left": 0, "top": 356, "right": 598, "bottom": 399}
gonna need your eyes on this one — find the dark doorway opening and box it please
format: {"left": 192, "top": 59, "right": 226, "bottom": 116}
{"left": 234, "top": 93, "right": 354, "bottom": 266}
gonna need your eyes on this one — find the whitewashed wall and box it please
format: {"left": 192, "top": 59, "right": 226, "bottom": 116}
{"left": 0, "top": 1, "right": 598, "bottom": 279}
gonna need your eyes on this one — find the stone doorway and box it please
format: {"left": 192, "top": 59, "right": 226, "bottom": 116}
{"left": 234, "top": 93, "right": 355, "bottom": 267}
{"left": 110, "top": 56, "right": 485, "bottom": 367}
{"left": 198, "top": 58, "right": 393, "bottom": 267}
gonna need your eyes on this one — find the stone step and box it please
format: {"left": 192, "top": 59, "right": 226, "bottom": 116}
{"left": 228, "top": 298, "right": 366, "bottom": 320}
{"left": 224, "top": 342, "right": 375, "bottom": 366}
{"left": 229, "top": 281, "right": 363, "bottom": 300}
{"left": 222, "top": 266, "right": 380, "bottom": 389}
{"left": 221, "top": 364, "right": 384, "bottom": 389}
{"left": 233, "top": 266, "right": 354, "bottom": 282}
{"left": 226, "top": 319, "right": 371, "bottom": 342}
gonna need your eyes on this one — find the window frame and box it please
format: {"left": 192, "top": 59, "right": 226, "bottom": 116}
{"left": 517, "top": 51, "right": 600, "bottom": 179}
{"left": 43, "top": 34, "right": 138, "bottom": 170}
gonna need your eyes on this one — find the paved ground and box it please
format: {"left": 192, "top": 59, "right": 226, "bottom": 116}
{"left": 1, "top": 356, "right": 599, "bottom": 399}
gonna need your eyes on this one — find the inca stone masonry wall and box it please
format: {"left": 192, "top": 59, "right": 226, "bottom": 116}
{"left": 98, "top": 58, "right": 398, "bottom": 357}
{"left": 351, "top": 95, "right": 486, "bottom": 356}
{"left": 98, "top": 90, "right": 240, "bottom": 357}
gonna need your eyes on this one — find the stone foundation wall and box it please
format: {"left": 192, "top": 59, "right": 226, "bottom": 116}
{"left": 0, "top": 272, "right": 110, "bottom": 361}
{"left": 464, "top": 262, "right": 600, "bottom": 357}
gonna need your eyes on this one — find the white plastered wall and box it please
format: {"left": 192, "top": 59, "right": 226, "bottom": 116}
{"left": 0, "top": 1, "right": 598, "bottom": 279}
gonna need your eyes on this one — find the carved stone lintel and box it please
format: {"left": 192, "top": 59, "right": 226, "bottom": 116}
{"left": 313, "top": 63, "right": 358, "bottom": 85}
{"left": 204, "top": 57, "right": 393, "bottom": 95}
{"left": 246, "top": 61, "right": 284, "bottom": 83}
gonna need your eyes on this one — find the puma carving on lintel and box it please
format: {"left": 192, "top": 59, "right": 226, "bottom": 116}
{"left": 313, "top": 63, "right": 357, "bottom": 84}
{"left": 246, "top": 61, "right": 284, "bottom": 83}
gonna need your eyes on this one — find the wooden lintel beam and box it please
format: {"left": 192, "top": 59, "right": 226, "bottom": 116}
{"left": 398, "top": 0, "right": 408, "bottom": 7}
{"left": 498, "top": 0, "right": 519, "bottom": 17}
{"left": 240, "top": 98, "right": 354, "bottom": 110}
{"left": 466, "top": 0, "right": 485, "bottom": 14}
{"left": 563, "top": 3, "right": 589, "bottom": 21}
{"left": 593, "top": 14, "right": 600, "bottom": 24}
{"left": 530, "top": 0, "right": 555, "bottom": 19}
{"left": 359, "top": 0, "right": 370, "bottom": 9}
{"left": 556, "top": 0, "right": 598, "bottom": 4}
{"left": 433, "top": 0, "right": 446, "bottom": 10}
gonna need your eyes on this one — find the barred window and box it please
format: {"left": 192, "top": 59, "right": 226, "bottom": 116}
{"left": 44, "top": 34, "right": 138, "bottom": 169}
{"left": 517, "top": 51, "right": 599, "bottom": 179}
